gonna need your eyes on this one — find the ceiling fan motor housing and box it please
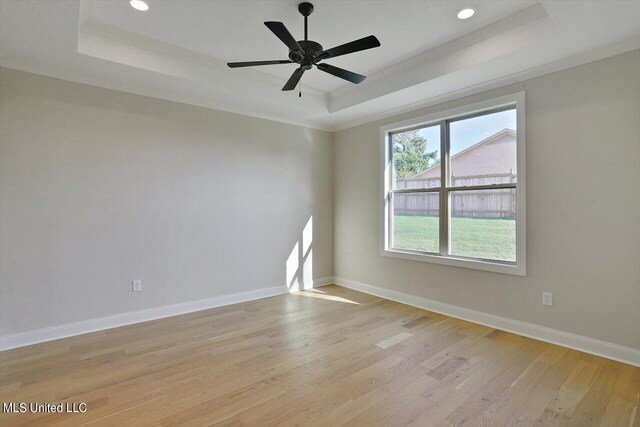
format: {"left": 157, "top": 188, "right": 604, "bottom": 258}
{"left": 289, "top": 40, "right": 323, "bottom": 66}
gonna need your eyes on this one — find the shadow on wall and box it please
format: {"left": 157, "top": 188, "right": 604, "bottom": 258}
{"left": 286, "top": 216, "right": 314, "bottom": 292}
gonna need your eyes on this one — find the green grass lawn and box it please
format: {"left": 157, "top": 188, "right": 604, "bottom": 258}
{"left": 393, "top": 215, "right": 516, "bottom": 262}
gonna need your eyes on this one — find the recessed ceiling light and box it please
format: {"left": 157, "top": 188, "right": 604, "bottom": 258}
{"left": 129, "top": 0, "right": 149, "bottom": 11}
{"left": 457, "top": 8, "right": 475, "bottom": 20}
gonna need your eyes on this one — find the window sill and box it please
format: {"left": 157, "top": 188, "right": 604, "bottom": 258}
{"left": 380, "top": 248, "right": 526, "bottom": 276}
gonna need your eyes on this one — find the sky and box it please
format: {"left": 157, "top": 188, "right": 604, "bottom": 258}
{"left": 412, "top": 108, "right": 517, "bottom": 159}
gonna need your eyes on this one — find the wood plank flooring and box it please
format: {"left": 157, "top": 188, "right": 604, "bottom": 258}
{"left": 1, "top": 285, "right": 638, "bottom": 426}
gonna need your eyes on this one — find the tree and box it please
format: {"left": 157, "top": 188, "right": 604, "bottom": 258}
{"left": 393, "top": 130, "right": 439, "bottom": 178}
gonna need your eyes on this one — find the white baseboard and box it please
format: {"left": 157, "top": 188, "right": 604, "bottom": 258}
{"left": 0, "top": 277, "right": 333, "bottom": 352}
{"left": 334, "top": 276, "right": 640, "bottom": 367}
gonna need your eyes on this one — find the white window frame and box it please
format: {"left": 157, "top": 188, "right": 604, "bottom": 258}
{"left": 380, "top": 92, "right": 526, "bottom": 276}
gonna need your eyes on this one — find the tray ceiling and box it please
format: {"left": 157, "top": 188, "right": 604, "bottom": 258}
{"left": 1, "top": 0, "right": 639, "bottom": 130}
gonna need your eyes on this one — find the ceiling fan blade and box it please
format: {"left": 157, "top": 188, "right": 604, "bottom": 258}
{"left": 227, "top": 60, "right": 293, "bottom": 68}
{"left": 265, "top": 22, "right": 304, "bottom": 54}
{"left": 282, "top": 68, "right": 305, "bottom": 91}
{"left": 316, "top": 63, "right": 366, "bottom": 84}
{"left": 315, "top": 35, "right": 380, "bottom": 60}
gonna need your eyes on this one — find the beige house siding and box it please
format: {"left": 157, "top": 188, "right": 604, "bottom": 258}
{"left": 412, "top": 129, "right": 516, "bottom": 179}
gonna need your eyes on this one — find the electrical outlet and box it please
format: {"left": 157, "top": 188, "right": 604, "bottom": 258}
{"left": 542, "top": 292, "right": 553, "bottom": 306}
{"left": 132, "top": 280, "right": 142, "bottom": 292}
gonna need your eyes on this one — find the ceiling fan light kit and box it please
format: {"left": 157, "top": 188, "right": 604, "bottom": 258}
{"left": 227, "top": 2, "right": 381, "bottom": 92}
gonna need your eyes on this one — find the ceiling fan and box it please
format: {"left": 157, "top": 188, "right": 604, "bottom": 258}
{"left": 227, "top": 2, "right": 380, "bottom": 92}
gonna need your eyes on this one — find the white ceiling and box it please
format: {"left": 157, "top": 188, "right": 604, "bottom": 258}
{"left": 1, "top": 0, "right": 639, "bottom": 131}
{"left": 85, "top": 0, "right": 538, "bottom": 92}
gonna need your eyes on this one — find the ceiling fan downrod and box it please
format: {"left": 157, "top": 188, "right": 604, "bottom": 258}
{"left": 299, "top": 2, "right": 313, "bottom": 41}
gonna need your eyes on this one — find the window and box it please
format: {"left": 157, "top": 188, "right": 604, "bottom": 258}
{"left": 381, "top": 93, "right": 525, "bottom": 275}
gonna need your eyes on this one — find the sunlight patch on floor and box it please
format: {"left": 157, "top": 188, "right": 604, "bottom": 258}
{"left": 291, "top": 289, "right": 361, "bottom": 305}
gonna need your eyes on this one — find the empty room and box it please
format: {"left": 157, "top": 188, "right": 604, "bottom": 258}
{"left": 1, "top": 0, "right": 639, "bottom": 425}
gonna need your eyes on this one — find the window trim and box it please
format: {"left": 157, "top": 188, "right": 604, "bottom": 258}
{"left": 380, "top": 92, "right": 526, "bottom": 276}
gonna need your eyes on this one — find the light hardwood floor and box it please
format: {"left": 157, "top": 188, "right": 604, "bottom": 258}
{"left": 1, "top": 285, "right": 638, "bottom": 426}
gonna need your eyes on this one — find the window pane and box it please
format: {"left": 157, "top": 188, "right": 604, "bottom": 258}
{"left": 392, "top": 125, "right": 441, "bottom": 190}
{"left": 449, "top": 109, "right": 517, "bottom": 186}
{"left": 450, "top": 189, "right": 516, "bottom": 262}
{"left": 392, "top": 193, "right": 439, "bottom": 253}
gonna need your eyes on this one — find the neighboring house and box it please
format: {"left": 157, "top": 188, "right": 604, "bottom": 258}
{"left": 396, "top": 129, "right": 517, "bottom": 218}
{"left": 412, "top": 128, "right": 517, "bottom": 179}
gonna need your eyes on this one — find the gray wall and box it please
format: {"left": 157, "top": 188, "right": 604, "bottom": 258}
{"left": 334, "top": 50, "right": 640, "bottom": 349}
{"left": 0, "top": 68, "right": 333, "bottom": 335}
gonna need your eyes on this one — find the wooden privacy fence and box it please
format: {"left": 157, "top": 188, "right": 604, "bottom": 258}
{"left": 394, "top": 173, "right": 516, "bottom": 219}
